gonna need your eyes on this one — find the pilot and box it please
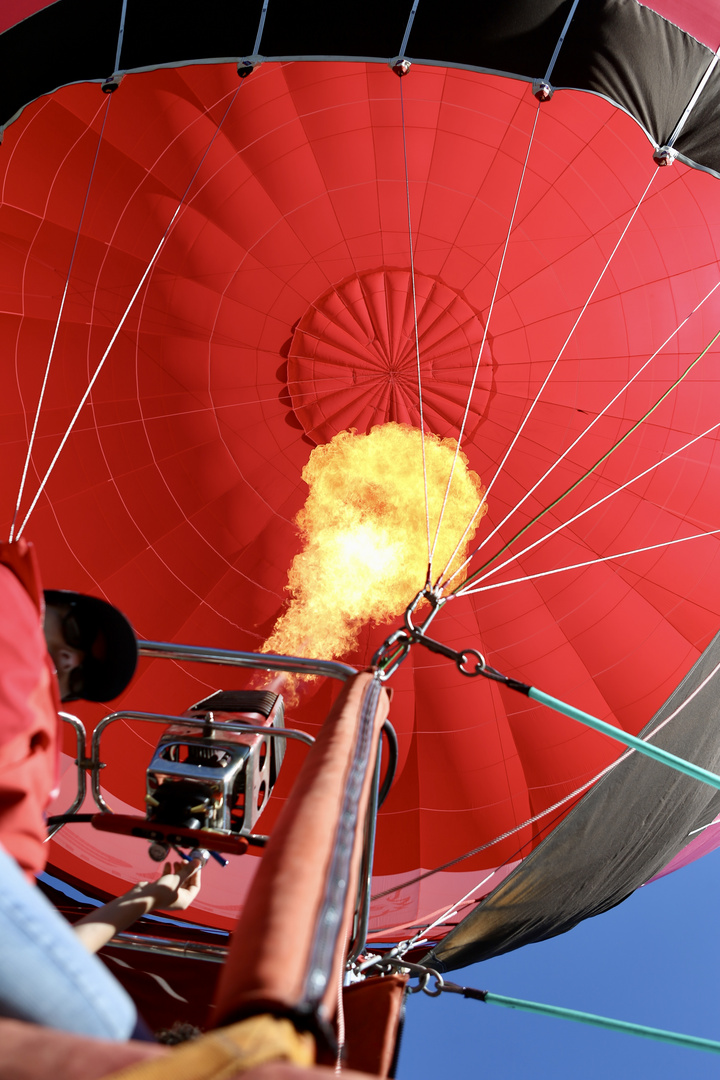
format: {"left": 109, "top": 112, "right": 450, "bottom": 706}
{"left": 42, "top": 588, "right": 138, "bottom": 704}
{"left": 0, "top": 538, "right": 146, "bottom": 1040}
{"left": 0, "top": 540, "right": 138, "bottom": 880}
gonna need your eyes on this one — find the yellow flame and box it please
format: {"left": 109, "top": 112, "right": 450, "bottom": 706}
{"left": 263, "top": 423, "right": 487, "bottom": 664}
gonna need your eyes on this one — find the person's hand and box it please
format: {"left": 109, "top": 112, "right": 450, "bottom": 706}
{"left": 73, "top": 857, "right": 204, "bottom": 952}
{"left": 141, "top": 858, "right": 203, "bottom": 911}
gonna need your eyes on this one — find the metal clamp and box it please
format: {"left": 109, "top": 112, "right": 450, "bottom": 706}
{"left": 371, "top": 628, "right": 412, "bottom": 680}
{"left": 356, "top": 955, "right": 445, "bottom": 996}
{"left": 412, "top": 632, "right": 486, "bottom": 677}
{"left": 372, "top": 587, "right": 487, "bottom": 680}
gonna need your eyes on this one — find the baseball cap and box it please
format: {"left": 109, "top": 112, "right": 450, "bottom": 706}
{"left": 43, "top": 589, "right": 138, "bottom": 702}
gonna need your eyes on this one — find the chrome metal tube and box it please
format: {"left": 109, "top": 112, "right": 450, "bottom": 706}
{"left": 108, "top": 932, "right": 227, "bottom": 963}
{"left": 138, "top": 640, "right": 357, "bottom": 683}
{"left": 46, "top": 713, "right": 88, "bottom": 840}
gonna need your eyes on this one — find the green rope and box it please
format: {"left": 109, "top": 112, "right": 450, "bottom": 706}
{"left": 529, "top": 686, "right": 720, "bottom": 791}
{"left": 452, "top": 328, "right": 720, "bottom": 595}
{"left": 467, "top": 989, "right": 720, "bottom": 1054}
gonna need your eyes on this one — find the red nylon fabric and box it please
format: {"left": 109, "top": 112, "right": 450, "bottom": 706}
{"left": 0, "top": 1, "right": 55, "bottom": 36}
{"left": 0, "top": 61, "right": 719, "bottom": 942}
{"left": 641, "top": 0, "right": 720, "bottom": 50}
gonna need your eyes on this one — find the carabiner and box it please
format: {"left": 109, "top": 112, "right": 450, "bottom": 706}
{"left": 371, "top": 628, "right": 412, "bottom": 680}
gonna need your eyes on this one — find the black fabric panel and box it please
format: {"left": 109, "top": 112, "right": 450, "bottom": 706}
{"left": 672, "top": 62, "right": 720, "bottom": 171}
{"left": 407, "top": 0, "right": 572, "bottom": 79}
{"left": 260, "top": 0, "right": 409, "bottom": 60}
{"left": 120, "top": 0, "right": 263, "bottom": 70}
{"left": 554, "top": 0, "right": 716, "bottom": 160}
{"left": 424, "top": 630, "right": 720, "bottom": 973}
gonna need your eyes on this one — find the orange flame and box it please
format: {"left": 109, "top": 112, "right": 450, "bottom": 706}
{"left": 263, "top": 423, "right": 487, "bottom": 664}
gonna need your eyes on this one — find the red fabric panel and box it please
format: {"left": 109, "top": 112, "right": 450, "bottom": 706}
{"left": 0, "top": 1, "right": 56, "bottom": 36}
{"left": 640, "top": 0, "right": 720, "bottom": 50}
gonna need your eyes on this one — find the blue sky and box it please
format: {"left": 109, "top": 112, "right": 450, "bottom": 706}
{"left": 398, "top": 849, "right": 720, "bottom": 1078}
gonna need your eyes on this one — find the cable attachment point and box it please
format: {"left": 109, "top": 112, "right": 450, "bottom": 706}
{"left": 372, "top": 588, "right": 444, "bottom": 679}
{"left": 653, "top": 145, "right": 677, "bottom": 166}
{"left": 101, "top": 73, "right": 123, "bottom": 94}
{"left": 532, "top": 79, "right": 554, "bottom": 101}
{"left": 403, "top": 588, "right": 444, "bottom": 636}
{"left": 417, "top": 633, "right": 486, "bottom": 677}
{"left": 237, "top": 55, "right": 264, "bottom": 78}
{"left": 371, "top": 628, "right": 412, "bottom": 681}
{"left": 390, "top": 56, "right": 412, "bottom": 77}
{"left": 355, "top": 955, "right": 444, "bottom": 996}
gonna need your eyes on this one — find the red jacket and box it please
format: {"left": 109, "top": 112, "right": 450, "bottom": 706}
{"left": 0, "top": 539, "right": 61, "bottom": 879}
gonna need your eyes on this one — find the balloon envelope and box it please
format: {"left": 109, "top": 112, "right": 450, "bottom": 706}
{"left": 1, "top": 2, "right": 720, "bottom": 952}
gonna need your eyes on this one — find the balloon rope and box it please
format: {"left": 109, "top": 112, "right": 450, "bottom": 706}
{"left": 442, "top": 276, "right": 720, "bottom": 593}
{"left": 450, "top": 986, "right": 720, "bottom": 1056}
{"left": 9, "top": 97, "right": 111, "bottom": 542}
{"left": 429, "top": 99, "right": 541, "bottom": 580}
{"left": 453, "top": 328, "right": 720, "bottom": 595}
{"left": 439, "top": 165, "right": 659, "bottom": 595}
{"left": 405, "top": 867, "right": 503, "bottom": 947}
{"left": 460, "top": 526, "right": 720, "bottom": 596}
{"left": 528, "top": 685, "right": 720, "bottom": 789}
{"left": 334, "top": 966, "right": 345, "bottom": 1074}
{"left": 399, "top": 77, "right": 432, "bottom": 575}
{"left": 15, "top": 85, "right": 242, "bottom": 540}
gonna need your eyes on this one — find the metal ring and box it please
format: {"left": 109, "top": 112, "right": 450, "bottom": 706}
{"left": 423, "top": 970, "right": 445, "bottom": 997}
{"left": 407, "top": 970, "right": 431, "bottom": 994}
{"left": 457, "top": 648, "right": 486, "bottom": 677}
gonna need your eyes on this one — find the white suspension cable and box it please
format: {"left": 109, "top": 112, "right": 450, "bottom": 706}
{"left": 404, "top": 867, "right": 502, "bottom": 949}
{"left": 9, "top": 97, "right": 111, "bottom": 542}
{"left": 399, "top": 76, "right": 432, "bottom": 571}
{"left": 688, "top": 819, "right": 720, "bottom": 837}
{"left": 455, "top": 415, "right": 720, "bottom": 596}
{"left": 442, "top": 274, "right": 720, "bottom": 591}
{"left": 16, "top": 86, "right": 242, "bottom": 539}
{"left": 459, "top": 527, "right": 720, "bottom": 596}
{"left": 436, "top": 166, "right": 659, "bottom": 594}
{"left": 429, "top": 101, "right": 541, "bottom": 577}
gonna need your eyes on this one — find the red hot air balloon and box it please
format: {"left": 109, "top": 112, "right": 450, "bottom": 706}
{"left": 2, "top": 0, "right": 720, "bottom": 1034}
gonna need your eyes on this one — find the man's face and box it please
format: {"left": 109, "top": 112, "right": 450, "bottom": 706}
{"left": 42, "top": 603, "right": 86, "bottom": 701}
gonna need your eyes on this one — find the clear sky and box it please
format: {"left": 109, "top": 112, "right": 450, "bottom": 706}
{"left": 397, "top": 848, "right": 720, "bottom": 1079}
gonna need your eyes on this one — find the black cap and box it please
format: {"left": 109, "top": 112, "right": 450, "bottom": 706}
{"left": 43, "top": 589, "right": 138, "bottom": 702}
